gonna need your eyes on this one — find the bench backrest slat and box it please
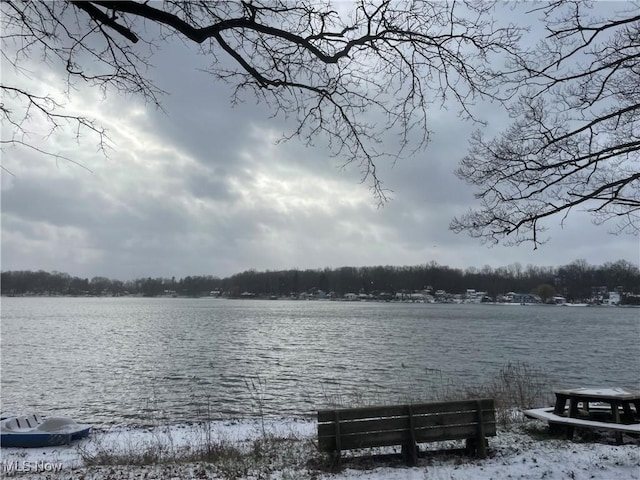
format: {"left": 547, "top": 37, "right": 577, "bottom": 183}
{"left": 318, "top": 398, "right": 493, "bottom": 423}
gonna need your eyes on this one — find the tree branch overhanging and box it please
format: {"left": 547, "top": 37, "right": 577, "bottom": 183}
{"left": 452, "top": 1, "right": 640, "bottom": 245}
{"left": 2, "top": 0, "right": 637, "bottom": 246}
{"left": 1, "top": 0, "right": 522, "bottom": 205}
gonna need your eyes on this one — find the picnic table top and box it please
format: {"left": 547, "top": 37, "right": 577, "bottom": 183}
{"left": 554, "top": 387, "right": 640, "bottom": 401}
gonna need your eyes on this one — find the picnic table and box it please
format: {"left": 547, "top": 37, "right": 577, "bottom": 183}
{"left": 552, "top": 387, "right": 640, "bottom": 443}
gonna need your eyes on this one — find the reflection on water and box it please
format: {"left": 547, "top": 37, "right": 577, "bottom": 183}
{"left": 1, "top": 297, "right": 638, "bottom": 426}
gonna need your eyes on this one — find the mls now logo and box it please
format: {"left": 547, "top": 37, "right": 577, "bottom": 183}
{"left": 2, "top": 460, "right": 64, "bottom": 474}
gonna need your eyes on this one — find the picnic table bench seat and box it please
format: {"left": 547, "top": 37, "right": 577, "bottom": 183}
{"left": 524, "top": 407, "right": 640, "bottom": 434}
{"left": 524, "top": 387, "right": 640, "bottom": 444}
{"left": 317, "top": 398, "right": 496, "bottom": 466}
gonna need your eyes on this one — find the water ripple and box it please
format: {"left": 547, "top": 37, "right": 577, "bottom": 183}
{"left": 1, "top": 298, "right": 638, "bottom": 426}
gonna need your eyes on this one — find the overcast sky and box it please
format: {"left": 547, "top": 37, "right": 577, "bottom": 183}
{"left": 1, "top": 2, "right": 638, "bottom": 281}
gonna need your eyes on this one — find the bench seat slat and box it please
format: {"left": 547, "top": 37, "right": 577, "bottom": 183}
{"left": 318, "top": 422, "right": 494, "bottom": 451}
{"left": 319, "top": 429, "right": 410, "bottom": 451}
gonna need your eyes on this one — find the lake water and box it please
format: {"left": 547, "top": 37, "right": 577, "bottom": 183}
{"left": 1, "top": 297, "right": 638, "bottom": 427}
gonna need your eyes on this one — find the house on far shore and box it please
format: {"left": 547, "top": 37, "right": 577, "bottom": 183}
{"left": 510, "top": 293, "right": 541, "bottom": 304}
{"left": 604, "top": 292, "right": 621, "bottom": 305}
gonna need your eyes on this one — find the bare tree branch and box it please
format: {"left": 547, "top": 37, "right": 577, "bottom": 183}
{"left": 452, "top": 0, "right": 640, "bottom": 245}
{"left": 1, "top": 0, "right": 522, "bottom": 204}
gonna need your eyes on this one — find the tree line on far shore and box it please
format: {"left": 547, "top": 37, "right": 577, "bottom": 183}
{"left": 1, "top": 259, "right": 639, "bottom": 304}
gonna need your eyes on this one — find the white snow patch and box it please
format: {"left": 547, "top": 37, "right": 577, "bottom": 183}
{"left": 0, "top": 419, "right": 638, "bottom": 479}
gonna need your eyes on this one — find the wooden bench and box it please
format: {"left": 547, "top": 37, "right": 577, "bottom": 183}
{"left": 317, "top": 398, "right": 496, "bottom": 466}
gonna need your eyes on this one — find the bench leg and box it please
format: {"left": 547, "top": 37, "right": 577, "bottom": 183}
{"left": 477, "top": 436, "right": 487, "bottom": 458}
{"left": 548, "top": 422, "right": 565, "bottom": 436}
{"left": 329, "top": 450, "right": 341, "bottom": 469}
{"left": 401, "top": 442, "right": 418, "bottom": 466}
{"left": 553, "top": 394, "right": 568, "bottom": 415}
{"left": 566, "top": 425, "right": 575, "bottom": 440}
{"left": 465, "top": 438, "right": 477, "bottom": 456}
{"left": 465, "top": 437, "right": 488, "bottom": 458}
{"left": 621, "top": 402, "right": 634, "bottom": 424}
{"left": 611, "top": 401, "right": 624, "bottom": 445}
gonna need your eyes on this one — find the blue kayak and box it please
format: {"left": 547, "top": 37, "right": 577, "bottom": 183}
{"left": 0, "top": 414, "right": 91, "bottom": 448}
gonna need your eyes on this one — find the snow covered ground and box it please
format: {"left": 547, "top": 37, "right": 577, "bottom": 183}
{"left": 1, "top": 418, "right": 638, "bottom": 479}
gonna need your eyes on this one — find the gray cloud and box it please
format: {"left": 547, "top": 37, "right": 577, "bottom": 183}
{"left": 1, "top": 4, "right": 638, "bottom": 280}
